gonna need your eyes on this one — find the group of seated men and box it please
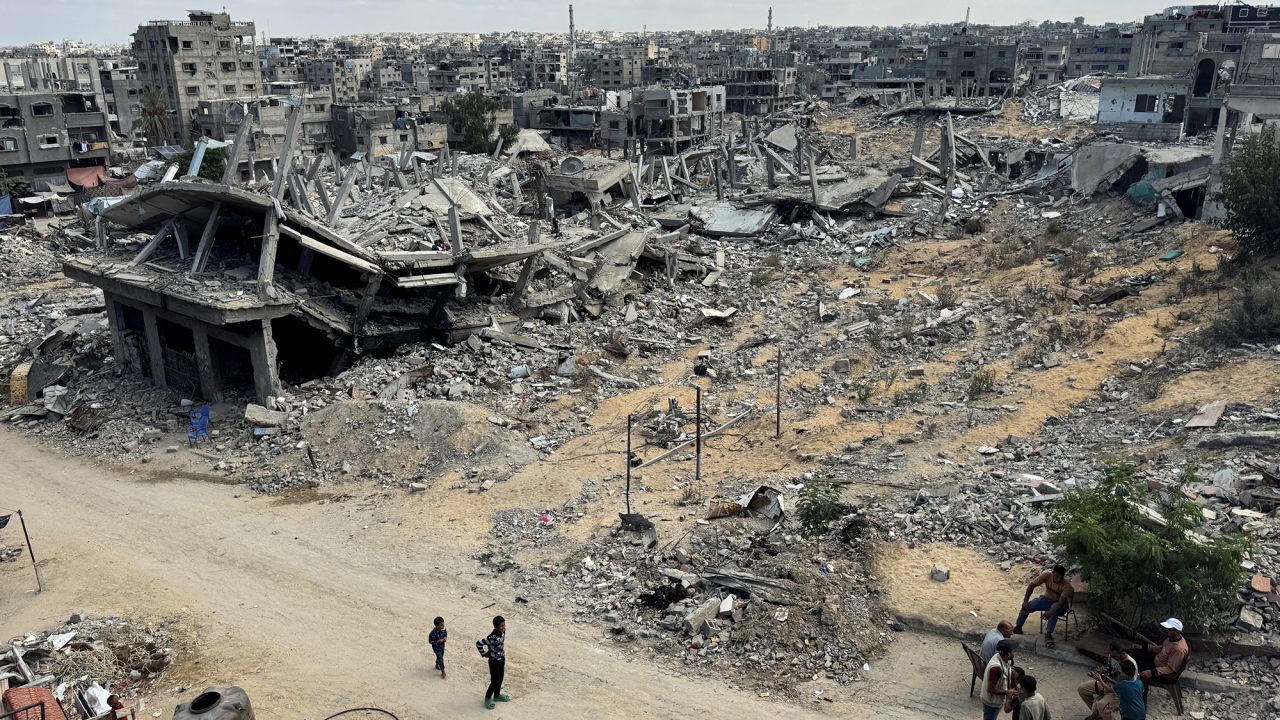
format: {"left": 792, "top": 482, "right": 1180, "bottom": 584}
{"left": 974, "top": 563, "right": 1191, "bottom": 720}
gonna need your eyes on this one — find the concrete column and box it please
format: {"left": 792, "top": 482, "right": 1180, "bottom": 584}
{"left": 191, "top": 325, "right": 222, "bottom": 402}
{"left": 140, "top": 306, "right": 167, "bottom": 389}
{"left": 1213, "top": 107, "right": 1232, "bottom": 163}
{"left": 103, "top": 295, "right": 126, "bottom": 369}
{"left": 249, "top": 318, "right": 282, "bottom": 404}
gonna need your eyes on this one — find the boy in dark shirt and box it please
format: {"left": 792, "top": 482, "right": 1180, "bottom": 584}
{"left": 428, "top": 616, "right": 447, "bottom": 678}
{"left": 476, "top": 615, "right": 509, "bottom": 709}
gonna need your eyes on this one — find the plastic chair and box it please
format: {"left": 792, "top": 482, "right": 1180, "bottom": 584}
{"left": 962, "top": 642, "right": 984, "bottom": 697}
{"left": 1144, "top": 676, "right": 1186, "bottom": 716}
{"left": 1142, "top": 642, "right": 1189, "bottom": 716}
{"left": 1038, "top": 605, "right": 1079, "bottom": 640}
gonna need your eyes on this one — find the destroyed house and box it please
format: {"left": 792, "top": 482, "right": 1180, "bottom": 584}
{"left": 64, "top": 178, "right": 545, "bottom": 405}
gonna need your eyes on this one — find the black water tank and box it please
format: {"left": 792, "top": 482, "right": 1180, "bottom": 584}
{"left": 172, "top": 687, "right": 254, "bottom": 720}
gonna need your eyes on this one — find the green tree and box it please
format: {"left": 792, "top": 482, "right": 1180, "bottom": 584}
{"left": 0, "top": 168, "right": 31, "bottom": 197}
{"left": 168, "top": 146, "right": 227, "bottom": 181}
{"left": 1049, "top": 461, "right": 1251, "bottom": 635}
{"left": 440, "top": 93, "right": 513, "bottom": 154}
{"left": 139, "top": 86, "right": 173, "bottom": 147}
{"left": 1218, "top": 127, "right": 1280, "bottom": 260}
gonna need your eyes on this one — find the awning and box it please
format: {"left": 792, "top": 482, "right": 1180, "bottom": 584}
{"left": 19, "top": 195, "right": 58, "bottom": 205}
{"left": 67, "top": 166, "right": 108, "bottom": 188}
{"left": 47, "top": 181, "right": 75, "bottom": 194}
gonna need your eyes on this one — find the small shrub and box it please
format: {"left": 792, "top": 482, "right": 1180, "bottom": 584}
{"left": 1045, "top": 219, "right": 1068, "bottom": 237}
{"left": 678, "top": 484, "right": 702, "bottom": 506}
{"left": 967, "top": 368, "right": 996, "bottom": 397}
{"left": 1207, "top": 275, "right": 1280, "bottom": 345}
{"left": 936, "top": 284, "right": 958, "bottom": 309}
{"left": 750, "top": 271, "right": 774, "bottom": 287}
{"left": 963, "top": 217, "right": 986, "bottom": 234}
{"left": 762, "top": 252, "right": 783, "bottom": 269}
{"left": 882, "top": 368, "right": 900, "bottom": 391}
{"left": 855, "top": 382, "right": 875, "bottom": 404}
{"left": 796, "top": 482, "right": 844, "bottom": 537}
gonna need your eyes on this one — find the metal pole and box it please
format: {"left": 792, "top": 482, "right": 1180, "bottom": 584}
{"left": 625, "top": 414, "right": 633, "bottom": 515}
{"left": 776, "top": 347, "right": 782, "bottom": 439}
{"left": 17, "top": 510, "right": 41, "bottom": 592}
{"left": 694, "top": 384, "right": 702, "bottom": 484}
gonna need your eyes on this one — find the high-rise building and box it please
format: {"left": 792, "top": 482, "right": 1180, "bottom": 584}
{"left": 131, "top": 10, "right": 258, "bottom": 145}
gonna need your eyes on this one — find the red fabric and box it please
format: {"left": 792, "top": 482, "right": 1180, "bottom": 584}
{"left": 3, "top": 687, "right": 70, "bottom": 720}
{"left": 66, "top": 166, "right": 107, "bottom": 189}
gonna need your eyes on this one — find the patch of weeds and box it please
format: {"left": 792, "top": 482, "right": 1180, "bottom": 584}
{"left": 678, "top": 484, "right": 702, "bottom": 506}
{"left": 762, "top": 252, "right": 783, "bottom": 269}
{"left": 964, "top": 217, "right": 986, "bottom": 234}
{"left": 882, "top": 368, "right": 900, "bottom": 392}
{"left": 967, "top": 368, "right": 996, "bottom": 398}
{"left": 936, "top": 284, "right": 958, "bottom": 309}
{"left": 1176, "top": 260, "right": 1209, "bottom": 298}
{"left": 855, "top": 382, "right": 875, "bottom": 404}
{"left": 1206, "top": 274, "right": 1280, "bottom": 345}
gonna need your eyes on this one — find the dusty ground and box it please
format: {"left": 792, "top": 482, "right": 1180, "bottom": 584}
{"left": 1, "top": 421, "right": 1205, "bottom": 719}
{"left": 0, "top": 427, "right": 1035, "bottom": 720}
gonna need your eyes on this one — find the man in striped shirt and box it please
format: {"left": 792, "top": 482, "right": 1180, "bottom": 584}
{"left": 476, "top": 615, "right": 509, "bottom": 709}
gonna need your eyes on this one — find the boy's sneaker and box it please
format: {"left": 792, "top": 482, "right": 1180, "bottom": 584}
{"left": 1044, "top": 634, "right": 1056, "bottom": 648}
{"left": 485, "top": 700, "right": 496, "bottom": 710}
{"left": 496, "top": 694, "right": 511, "bottom": 702}
{"left": 1011, "top": 626, "right": 1024, "bottom": 635}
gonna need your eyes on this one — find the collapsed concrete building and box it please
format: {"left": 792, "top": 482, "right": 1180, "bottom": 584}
{"left": 62, "top": 108, "right": 550, "bottom": 403}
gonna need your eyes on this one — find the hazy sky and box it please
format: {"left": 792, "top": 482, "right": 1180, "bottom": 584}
{"left": 4, "top": 0, "right": 1154, "bottom": 46}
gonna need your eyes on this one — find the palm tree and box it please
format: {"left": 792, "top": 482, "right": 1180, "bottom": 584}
{"left": 138, "top": 86, "right": 173, "bottom": 146}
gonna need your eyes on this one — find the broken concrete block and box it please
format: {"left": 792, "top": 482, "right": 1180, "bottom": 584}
{"left": 906, "top": 366, "right": 925, "bottom": 378}
{"left": 244, "top": 403, "right": 288, "bottom": 427}
{"left": 1236, "top": 605, "right": 1265, "bottom": 632}
{"left": 1025, "top": 514, "right": 1046, "bottom": 530}
{"left": 718, "top": 595, "right": 735, "bottom": 618}
{"left": 684, "top": 596, "right": 721, "bottom": 633}
{"left": 930, "top": 564, "right": 950, "bottom": 582}
{"left": 832, "top": 358, "right": 851, "bottom": 374}
{"left": 1251, "top": 574, "right": 1273, "bottom": 594}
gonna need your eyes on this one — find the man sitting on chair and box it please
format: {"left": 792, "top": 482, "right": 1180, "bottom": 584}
{"left": 1013, "top": 563, "right": 1074, "bottom": 648}
{"left": 1130, "top": 618, "right": 1189, "bottom": 682}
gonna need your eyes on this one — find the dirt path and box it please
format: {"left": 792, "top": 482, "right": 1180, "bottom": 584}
{"left": 0, "top": 427, "right": 986, "bottom": 720}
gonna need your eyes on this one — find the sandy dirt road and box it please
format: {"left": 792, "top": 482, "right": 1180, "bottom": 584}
{"left": 0, "top": 427, "right": 1033, "bottom": 720}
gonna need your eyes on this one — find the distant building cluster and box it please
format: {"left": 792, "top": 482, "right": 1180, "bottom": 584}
{"left": 3, "top": 4, "right": 1280, "bottom": 192}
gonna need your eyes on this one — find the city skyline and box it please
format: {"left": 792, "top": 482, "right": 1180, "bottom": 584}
{"left": 6, "top": 0, "right": 1160, "bottom": 46}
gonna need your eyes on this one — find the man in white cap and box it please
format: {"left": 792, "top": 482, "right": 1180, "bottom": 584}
{"left": 1129, "top": 618, "right": 1190, "bottom": 682}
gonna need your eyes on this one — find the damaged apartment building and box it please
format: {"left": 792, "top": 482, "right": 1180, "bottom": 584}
{"left": 131, "top": 11, "right": 259, "bottom": 145}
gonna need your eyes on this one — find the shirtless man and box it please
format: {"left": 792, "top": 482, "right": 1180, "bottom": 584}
{"left": 1014, "top": 563, "right": 1074, "bottom": 648}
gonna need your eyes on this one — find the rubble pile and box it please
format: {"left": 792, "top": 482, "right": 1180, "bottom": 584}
{"left": 1, "top": 614, "right": 177, "bottom": 718}
{"left": 0, "top": 87, "right": 1278, "bottom": 700}
{"left": 477, "top": 485, "right": 891, "bottom": 695}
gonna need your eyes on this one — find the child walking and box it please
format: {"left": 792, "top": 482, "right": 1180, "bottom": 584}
{"left": 428, "top": 616, "right": 447, "bottom": 678}
{"left": 476, "top": 615, "right": 509, "bottom": 709}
